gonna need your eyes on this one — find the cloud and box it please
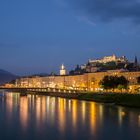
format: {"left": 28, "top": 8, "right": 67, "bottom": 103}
{"left": 77, "top": 16, "right": 96, "bottom": 26}
{"left": 66, "top": 0, "right": 140, "bottom": 23}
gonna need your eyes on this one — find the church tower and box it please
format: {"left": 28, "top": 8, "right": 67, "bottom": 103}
{"left": 134, "top": 56, "right": 139, "bottom": 71}
{"left": 60, "top": 64, "right": 66, "bottom": 76}
{"left": 134, "top": 56, "right": 138, "bottom": 66}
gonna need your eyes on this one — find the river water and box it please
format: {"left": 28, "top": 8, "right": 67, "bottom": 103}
{"left": 0, "top": 92, "right": 140, "bottom": 140}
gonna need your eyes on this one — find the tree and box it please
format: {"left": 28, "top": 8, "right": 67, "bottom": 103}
{"left": 99, "top": 76, "right": 115, "bottom": 90}
{"left": 117, "top": 76, "right": 129, "bottom": 89}
{"left": 137, "top": 76, "right": 140, "bottom": 84}
{"left": 117, "top": 85, "right": 126, "bottom": 92}
{"left": 100, "top": 75, "right": 129, "bottom": 91}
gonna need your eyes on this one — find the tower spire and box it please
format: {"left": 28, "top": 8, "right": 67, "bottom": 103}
{"left": 135, "top": 56, "right": 138, "bottom": 65}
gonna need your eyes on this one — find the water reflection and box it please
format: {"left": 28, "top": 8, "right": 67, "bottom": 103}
{"left": 58, "top": 98, "right": 66, "bottom": 133}
{"left": 5, "top": 93, "right": 19, "bottom": 121}
{"left": 20, "top": 96, "right": 28, "bottom": 130}
{"left": 72, "top": 100, "right": 77, "bottom": 130}
{"left": 0, "top": 92, "right": 140, "bottom": 140}
{"left": 118, "top": 108, "right": 124, "bottom": 126}
{"left": 81, "top": 101, "right": 86, "bottom": 123}
{"left": 139, "top": 115, "right": 140, "bottom": 127}
{"left": 90, "top": 102, "right": 96, "bottom": 133}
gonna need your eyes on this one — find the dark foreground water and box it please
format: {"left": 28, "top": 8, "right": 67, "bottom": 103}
{"left": 0, "top": 92, "right": 140, "bottom": 140}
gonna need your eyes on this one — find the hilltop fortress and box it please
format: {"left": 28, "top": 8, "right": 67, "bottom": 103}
{"left": 88, "top": 54, "right": 127, "bottom": 64}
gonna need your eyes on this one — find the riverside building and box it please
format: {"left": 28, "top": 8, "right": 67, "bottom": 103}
{"left": 15, "top": 55, "right": 140, "bottom": 93}
{"left": 15, "top": 70, "right": 140, "bottom": 93}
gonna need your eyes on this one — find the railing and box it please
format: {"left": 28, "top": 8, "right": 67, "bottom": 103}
{"left": 0, "top": 87, "right": 84, "bottom": 94}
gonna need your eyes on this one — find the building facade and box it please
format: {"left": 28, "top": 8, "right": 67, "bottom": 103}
{"left": 15, "top": 70, "right": 140, "bottom": 92}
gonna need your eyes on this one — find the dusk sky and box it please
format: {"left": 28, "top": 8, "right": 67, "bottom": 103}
{"left": 0, "top": 0, "right": 140, "bottom": 75}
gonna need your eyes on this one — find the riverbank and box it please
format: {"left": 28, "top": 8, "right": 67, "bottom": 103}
{"left": 28, "top": 91, "right": 140, "bottom": 108}
{"left": 78, "top": 93, "right": 140, "bottom": 108}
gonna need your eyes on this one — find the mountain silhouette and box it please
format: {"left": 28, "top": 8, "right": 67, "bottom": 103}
{"left": 0, "top": 69, "right": 18, "bottom": 85}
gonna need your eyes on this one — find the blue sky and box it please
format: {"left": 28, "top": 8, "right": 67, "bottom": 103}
{"left": 0, "top": 0, "right": 140, "bottom": 75}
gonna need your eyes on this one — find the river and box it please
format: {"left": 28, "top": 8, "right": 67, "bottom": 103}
{"left": 0, "top": 92, "right": 140, "bottom": 140}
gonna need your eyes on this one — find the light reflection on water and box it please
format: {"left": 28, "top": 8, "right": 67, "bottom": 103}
{"left": 0, "top": 92, "right": 140, "bottom": 140}
{"left": 20, "top": 96, "right": 28, "bottom": 130}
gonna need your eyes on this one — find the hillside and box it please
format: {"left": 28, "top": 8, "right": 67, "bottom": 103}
{"left": 0, "top": 69, "right": 18, "bottom": 85}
